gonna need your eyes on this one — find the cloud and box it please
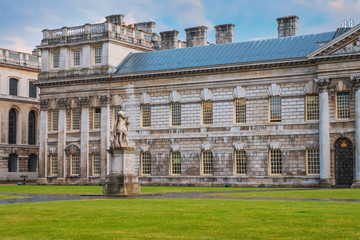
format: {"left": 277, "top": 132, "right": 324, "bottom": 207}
{"left": 25, "top": 27, "right": 42, "bottom": 33}
{"left": 1, "top": 36, "right": 33, "bottom": 53}
{"left": 328, "top": 0, "right": 345, "bottom": 9}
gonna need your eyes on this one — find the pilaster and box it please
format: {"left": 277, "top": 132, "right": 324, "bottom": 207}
{"left": 100, "top": 95, "right": 111, "bottom": 176}
{"left": 80, "top": 97, "right": 90, "bottom": 182}
{"left": 57, "top": 98, "right": 67, "bottom": 181}
{"left": 38, "top": 100, "right": 48, "bottom": 183}
{"left": 351, "top": 75, "right": 360, "bottom": 187}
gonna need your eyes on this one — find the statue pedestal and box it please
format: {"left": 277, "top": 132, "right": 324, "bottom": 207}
{"left": 103, "top": 147, "right": 140, "bottom": 195}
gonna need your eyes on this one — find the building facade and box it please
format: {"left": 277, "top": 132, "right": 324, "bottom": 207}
{"left": 0, "top": 48, "right": 40, "bottom": 181}
{"left": 36, "top": 14, "right": 360, "bottom": 187}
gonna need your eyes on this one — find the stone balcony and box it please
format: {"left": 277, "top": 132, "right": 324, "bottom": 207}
{"left": 0, "top": 48, "right": 40, "bottom": 69}
{"left": 40, "top": 22, "right": 158, "bottom": 50}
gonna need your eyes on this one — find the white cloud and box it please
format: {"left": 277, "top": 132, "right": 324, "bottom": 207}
{"left": 1, "top": 36, "right": 33, "bottom": 53}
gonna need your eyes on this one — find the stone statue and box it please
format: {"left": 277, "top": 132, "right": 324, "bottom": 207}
{"left": 113, "top": 109, "right": 130, "bottom": 148}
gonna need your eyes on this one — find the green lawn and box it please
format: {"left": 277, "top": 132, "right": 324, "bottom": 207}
{"left": 1, "top": 199, "right": 360, "bottom": 239}
{"left": 213, "top": 189, "right": 360, "bottom": 199}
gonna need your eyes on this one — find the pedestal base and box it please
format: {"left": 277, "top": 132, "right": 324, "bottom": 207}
{"left": 103, "top": 173, "right": 141, "bottom": 195}
{"left": 351, "top": 180, "right": 360, "bottom": 188}
{"left": 319, "top": 178, "right": 332, "bottom": 188}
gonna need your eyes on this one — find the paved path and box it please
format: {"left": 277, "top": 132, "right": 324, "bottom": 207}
{"left": 1, "top": 189, "right": 359, "bottom": 204}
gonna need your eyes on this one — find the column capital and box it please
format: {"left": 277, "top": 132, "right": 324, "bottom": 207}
{"left": 56, "top": 98, "right": 68, "bottom": 109}
{"left": 350, "top": 75, "right": 360, "bottom": 90}
{"left": 40, "top": 99, "right": 49, "bottom": 111}
{"left": 99, "top": 95, "right": 111, "bottom": 106}
{"left": 314, "top": 77, "right": 329, "bottom": 92}
{"left": 77, "top": 96, "right": 90, "bottom": 107}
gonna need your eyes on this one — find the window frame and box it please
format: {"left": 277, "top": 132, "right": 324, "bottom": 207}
{"left": 170, "top": 151, "right": 181, "bottom": 175}
{"left": 234, "top": 150, "right": 247, "bottom": 175}
{"left": 141, "top": 152, "right": 151, "bottom": 175}
{"left": 141, "top": 104, "right": 151, "bottom": 128}
{"left": 29, "top": 81, "right": 37, "bottom": 98}
{"left": 234, "top": 98, "right": 246, "bottom": 124}
{"left": 170, "top": 102, "right": 181, "bottom": 126}
{"left": 50, "top": 154, "right": 58, "bottom": 176}
{"left": 269, "top": 149, "right": 282, "bottom": 175}
{"left": 201, "top": 150, "right": 213, "bottom": 175}
{"left": 8, "top": 108, "right": 17, "bottom": 144}
{"left": 8, "top": 154, "right": 18, "bottom": 172}
{"left": 201, "top": 100, "right": 213, "bottom": 125}
{"left": 71, "top": 108, "right": 81, "bottom": 131}
{"left": 305, "top": 94, "right": 319, "bottom": 122}
{"left": 9, "top": 78, "right": 18, "bottom": 96}
{"left": 93, "top": 108, "right": 101, "bottom": 130}
{"left": 52, "top": 51, "right": 60, "bottom": 68}
{"left": 336, "top": 92, "right": 350, "bottom": 120}
{"left": 50, "top": 110, "right": 59, "bottom": 132}
{"left": 28, "top": 154, "right": 37, "bottom": 172}
{"left": 70, "top": 153, "right": 80, "bottom": 176}
{"left": 72, "top": 49, "right": 81, "bottom": 66}
{"left": 269, "top": 96, "right": 282, "bottom": 122}
{"left": 92, "top": 153, "right": 101, "bottom": 176}
{"left": 93, "top": 46, "right": 102, "bottom": 64}
{"left": 28, "top": 110, "right": 36, "bottom": 145}
{"left": 306, "top": 148, "right": 320, "bottom": 175}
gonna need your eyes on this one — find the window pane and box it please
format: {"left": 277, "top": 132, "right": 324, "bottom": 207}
{"left": 171, "top": 151, "right": 181, "bottom": 175}
{"left": 29, "top": 82, "right": 37, "bottom": 98}
{"left": 51, "top": 110, "right": 59, "bottom": 131}
{"left": 71, "top": 109, "right": 80, "bottom": 130}
{"left": 202, "top": 101, "right": 213, "bottom": 125}
{"left": 93, "top": 108, "right": 101, "bottom": 129}
{"left": 93, "top": 153, "right": 101, "bottom": 175}
{"left": 73, "top": 50, "right": 80, "bottom": 66}
{"left": 235, "top": 98, "right": 246, "bottom": 123}
{"left": 8, "top": 109, "right": 17, "bottom": 144}
{"left": 141, "top": 152, "right": 151, "bottom": 175}
{"left": 141, "top": 105, "right": 151, "bottom": 127}
{"left": 71, "top": 154, "right": 80, "bottom": 175}
{"left": 202, "top": 151, "right": 213, "bottom": 175}
{"left": 270, "top": 96, "right": 281, "bottom": 122}
{"left": 9, "top": 78, "right": 18, "bottom": 96}
{"left": 28, "top": 111, "right": 36, "bottom": 145}
{"left": 307, "top": 149, "right": 319, "bottom": 175}
{"left": 28, "top": 154, "right": 37, "bottom": 172}
{"left": 8, "top": 154, "right": 17, "bottom": 172}
{"left": 337, "top": 92, "right": 350, "bottom": 119}
{"left": 94, "top": 47, "right": 102, "bottom": 64}
{"left": 171, "top": 102, "right": 181, "bottom": 126}
{"left": 306, "top": 95, "right": 319, "bottom": 121}
{"left": 53, "top": 52, "right": 60, "bottom": 68}
{"left": 270, "top": 149, "right": 282, "bottom": 175}
{"left": 235, "top": 150, "right": 246, "bottom": 174}
{"left": 51, "top": 154, "right": 58, "bottom": 175}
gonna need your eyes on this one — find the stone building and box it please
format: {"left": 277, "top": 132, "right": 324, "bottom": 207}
{"left": 0, "top": 48, "right": 40, "bottom": 181}
{"left": 35, "top": 14, "right": 360, "bottom": 187}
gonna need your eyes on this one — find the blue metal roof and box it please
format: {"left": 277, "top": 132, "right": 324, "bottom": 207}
{"left": 115, "top": 31, "right": 335, "bottom": 74}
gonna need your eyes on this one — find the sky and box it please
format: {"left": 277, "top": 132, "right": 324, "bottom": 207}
{"left": 1, "top": 0, "right": 360, "bottom": 53}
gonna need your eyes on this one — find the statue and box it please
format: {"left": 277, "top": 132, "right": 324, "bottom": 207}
{"left": 113, "top": 109, "right": 130, "bottom": 148}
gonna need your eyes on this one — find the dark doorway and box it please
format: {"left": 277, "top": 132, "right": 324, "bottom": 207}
{"left": 334, "top": 138, "right": 354, "bottom": 186}
{"left": 28, "top": 154, "right": 37, "bottom": 172}
{"left": 8, "top": 154, "right": 18, "bottom": 172}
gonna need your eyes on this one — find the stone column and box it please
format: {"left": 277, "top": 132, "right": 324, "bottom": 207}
{"left": 351, "top": 76, "right": 360, "bottom": 187}
{"left": 37, "top": 100, "right": 48, "bottom": 184}
{"left": 100, "top": 95, "right": 111, "bottom": 177}
{"left": 315, "top": 77, "right": 331, "bottom": 187}
{"left": 57, "top": 99, "right": 67, "bottom": 182}
{"left": 79, "top": 97, "right": 90, "bottom": 184}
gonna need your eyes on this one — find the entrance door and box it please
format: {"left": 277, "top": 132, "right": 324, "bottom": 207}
{"left": 334, "top": 138, "right": 354, "bottom": 186}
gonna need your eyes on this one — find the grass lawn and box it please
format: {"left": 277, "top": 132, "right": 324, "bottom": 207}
{"left": 1, "top": 199, "right": 360, "bottom": 239}
{"left": 213, "top": 189, "right": 360, "bottom": 199}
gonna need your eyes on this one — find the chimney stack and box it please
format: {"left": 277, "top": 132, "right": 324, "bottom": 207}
{"left": 185, "top": 26, "right": 208, "bottom": 47}
{"left": 276, "top": 15, "right": 299, "bottom": 38}
{"left": 134, "top": 22, "right": 156, "bottom": 34}
{"left": 160, "top": 30, "right": 179, "bottom": 50}
{"left": 105, "top": 14, "right": 125, "bottom": 24}
{"left": 214, "top": 24, "right": 235, "bottom": 44}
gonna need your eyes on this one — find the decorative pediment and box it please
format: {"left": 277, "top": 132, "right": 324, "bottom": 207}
{"left": 140, "top": 93, "right": 151, "bottom": 104}
{"left": 169, "top": 91, "right": 181, "bottom": 102}
{"left": 233, "top": 86, "right": 246, "bottom": 99}
{"left": 304, "top": 81, "right": 318, "bottom": 94}
{"left": 267, "top": 84, "right": 281, "bottom": 96}
{"left": 200, "top": 88, "right": 213, "bottom": 101}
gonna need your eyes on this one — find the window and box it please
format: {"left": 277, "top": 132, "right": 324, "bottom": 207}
{"left": 202, "top": 151, "right": 213, "bottom": 175}
{"left": 269, "top": 96, "right": 281, "bottom": 122}
{"left": 141, "top": 152, "right": 151, "bottom": 175}
{"left": 141, "top": 104, "right": 151, "bottom": 128}
{"left": 70, "top": 153, "right": 80, "bottom": 175}
{"left": 171, "top": 151, "right": 181, "bottom": 175}
{"left": 8, "top": 108, "right": 17, "bottom": 144}
{"left": 51, "top": 110, "right": 59, "bottom": 132}
{"left": 336, "top": 92, "right": 350, "bottom": 119}
{"left": 50, "top": 154, "right": 58, "bottom": 176}
{"left": 28, "top": 154, "right": 37, "bottom": 172}
{"left": 306, "top": 95, "right": 319, "bottom": 121}
{"left": 93, "top": 108, "right": 101, "bottom": 130}
{"left": 28, "top": 111, "right": 36, "bottom": 145}
{"left": 92, "top": 153, "right": 101, "bottom": 175}
{"left": 307, "top": 149, "right": 319, "bottom": 175}
{"left": 171, "top": 102, "right": 181, "bottom": 126}
{"left": 235, "top": 150, "right": 246, "bottom": 175}
{"left": 9, "top": 78, "right": 18, "bottom": 96}
{"left": 29, "top": 82, "right": 37, "bottom": 98}
{"left": 234, "top": 98, "right": 246, "bottom": 123}
{"left": 53, "top": 52, "right": 60, "bottom": 68}
{"left": 71, "top": 109, "right": 81, "bottom": 131}
{"left": 202, "top": 100, "right": 213, "bottom": 125}
{"left": 94, "top": 47, "right": 102, "bottom": 64}
{"left": 73, "top": 49, "right": 80, "bottom": 66}
{"left": 269, "top": 149, "right": 282, "bottom": 175}
{"left": 8, "top": 154, "right": 18, "bottom": 172}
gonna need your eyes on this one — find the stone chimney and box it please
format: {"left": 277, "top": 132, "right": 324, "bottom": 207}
{"left": 160, "top": 30, "right": 179, "bottom": 50}
{"left": 185, "top": 26, "right": 208, "bottom": 47}
{"left": 105, "top": 14, "right": 125, "bottom": 24}
{"left": 214, "top": 24, "right": 235, "bottom": 44}
{"left": 134, "top": 22, "right": 156, "bottom": 34}
{"left": 276, "top": 15, "right": 299, "bottom": 38}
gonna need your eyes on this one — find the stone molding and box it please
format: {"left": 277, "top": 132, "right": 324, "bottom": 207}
{"left": 314, "top": 77, "right": 329, "bottom": 92}
{"left": 112, "top": 95, "right": 122, "bottom": 106}
{"left": 334, "top": 80, "right": 348, "bottom": 92}
{"left": 304, "top": 81, "right": 318, "bottom": 94}
{"left": 140, "top": 145, "right": 150, "bottom": 152}
{"left": 233, "top": 86, "right": 246, "bottom": 99}
{"left": 351, "top": 75, "right": 360, "bottom": 89}
{"left": 40, "top": 99, "right": 48, "bottom": 111}
{"left": 78, "top": 96, "right": 90, "bottom": 107}
{"left": 233, "top": 143, "right": 246, "bottom": 150}
{"left": 140, "top": 93, "right": 151, "bottom": 104}
{"left": 91, "top": 146, "right": 100, "bottom": 154}
{"left": 200, "top": 143, "right": 212, "bottom": 151}
{"left": 200, "top": 88, "right": 213, "bottom": 101}
{"left": 48, "top": 147, "right": 57, "bottom": 154}
{"left": 269, "top": 142, "right": 282, "bottom": 149}
{"left": 305, "top": 141, "right": 319, "bottom": 149}
{"left": 64, "top": 144, "right": 81, "bottom": 155}
{"left": 56, "top": 98, "right": 68, "bottom": 109}
{"left": 99, "top": 95, "right": 112, "bottom": 106}
{"left": 170, "top": 145, "right": 180, "bottom": 151}
{"left": 267, "top": 84, "right": 281, "bottom": 96}
{"left": 169, "top": 91, "right": 181, "bottom": 102}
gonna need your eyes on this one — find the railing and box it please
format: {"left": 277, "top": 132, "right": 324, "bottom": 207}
{"left": 0, "top": 48, "right": 40, "bottom": 69}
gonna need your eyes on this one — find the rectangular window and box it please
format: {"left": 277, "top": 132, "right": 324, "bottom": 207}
{"left": 171, "top": 151, "right": 181, "bottom": 175}
{"left": 73, "top": 49, "right": 80, "bottom": 66}
{"left": 94, "top": 47, "right": 102, "bottom": 64}
{"left": 306, "top": 95, "right": 319, "bottom": 121}
{"left": 269, "top": 149, "right": 282, "bottom": 175}
{"left": 51, "top": 110, "right": 59, "bottom": 132}
{"left": 93, "top": 108, "right": 101, "bottom": 130}
{"left": 50, "top": 154, "right": 58, "bottom": 176}
{"left": 141, "top": 152, "right": 151, "bottom": 175}
{"left": 202, "top": 151, "right": 213, "bottom": 175}
{"left": 235, "top": 150, "right": 246, "bottom": 175}
{"left": 71, "top": 109, "right": 81, "bottom": 131}
{"left": 336, "top": 92, "right": 350, "bottom": 119}
{"left": 9, "top": 78, "right": 18, "bottom": 96}
{"left": 171, "top": 102, "right": 181, "bottom": 126}
{"left": 202, "top": 100, "right": 213, "bottom": 125}
{"left": 141, "top": 104, "right": 151, "bottom": 128}
{"left": 92, "top": 153, "right": 101, "bottom": 175}
{"left": 234, "top": 98, "right": 246, "bottom": 123}
{"left": 269, "top": 96, "right": 281, "bottom": 122}
{"left": 70, "top": 153, "right": 80, "bottom": 175}
{"left": 307, "top": 149, "right": 320, "bottom": 175}
{"left": 29, "top": 82, "right": 37, "bottom": 98}
{"left": 53, "top": 52, "right": 60, "bottom": 68}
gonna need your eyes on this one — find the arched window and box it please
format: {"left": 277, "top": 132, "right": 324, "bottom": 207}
{"left": 8, "top": 154, "right": 18, "bottom": 172}
{"left": 28, "top": 154, "right": 37, "bottom": 172}
{"left": 9, "top": 78, "right": 18, "bottom": 96}
{"left": 28, "top": 111, "right": 36, "bottom": 145}
{"left": 8, "top": 108, "right": 17, "bottom": 144}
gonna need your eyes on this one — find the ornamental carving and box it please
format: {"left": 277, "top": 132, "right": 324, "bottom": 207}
{"left": 40, "top": 99, "right": 48, "bottom": 111}
{"left": 233, "top": 86, "right": 246, "bottom": 99}
{"left": 64, "top": 144, "right": 81, "bottom": 155}
{"left": 139, "top": 93, "right": 151, "bottom": 104}
{"left": 314, "top": 77, "right": 329, "bottom": 92}
{"left": 169, "top": 91, "right": 181, "bottom": 102}
{"left": 304, "top": 81, "right": 318, "bottom": 94}
{"left": 351, "top": 75, "right": 360, "bottom": 89}
{"left": 200, "top": 88, "right": 213, "bottom": 101}
{"left": 267, "top": 84, "right": 281, "bottom": 96}
{"left": 233, "top": 143, "right": 246, "bottom": 150}
{"left": 269, "top": 142, "right": 282, "bottom": 149}
{"left": 56, "top": 98, "right": 68, "bottom": 109}
{"left": 78, "top": 96, "right": 90, "bottom": 107}
{"left": 100, "top": 95, "right": 112, "bottom": 106}
{"left": 200, "top": 143, "right": 212, "bottom": 151}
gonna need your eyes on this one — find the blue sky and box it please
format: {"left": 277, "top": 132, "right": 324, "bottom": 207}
{"left": 1, "top": 0, "right": 360, "bottom": 53}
